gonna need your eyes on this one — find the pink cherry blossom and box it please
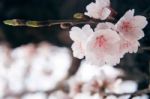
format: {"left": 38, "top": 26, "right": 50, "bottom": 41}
{"left": 84, "top": 0, "right": 111, "bottom": 20}
{"left": 119, "top": 38, "right": 140, "bottom": 58}
{"left": 115, "top": 9, "right": 148, "bottom": 41}
{"left": 69, "top": 25, "right": 94, "bottom": 59}
{"left": 85, "top": 29, "right": 121, "bottom": 66}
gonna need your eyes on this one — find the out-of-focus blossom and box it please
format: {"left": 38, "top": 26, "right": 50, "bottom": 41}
{"left": 67, "top": 61, "right": 145, "bottom": 99}
{"left": 73, "top": 92, "right": 101, "bottom": 99}
{"left": 85, "top": 0, "right": 111, "bottom": 20}
{"left": 48, "top": 90, "right": 71, "bottom": 99}
{"left": 0, "top": 42, "right": 72, "bottom": 98}
{"left": 115, "top": 9, "right": 148, "bottom": 41}
{"left": 106, "top": 80, "right": 137, "bottom": 94}
{"left": 25, "top": 42, "right": 72, "bottom": 91}
{"left": 106, "top": 94, "right": 149, "bottom": 99}
{"left": 69, "top": 25, "right": 94, "bottom": 59}
{"left": 68, "top": 61, "right": 124, "bottom": 98}
{"left": 0, "top": 78, "right": 7, "bottom": 98}
{"left": 76, "top": 61, "right": 122, "bottom": 83}
{"left": 5, "top": 97, "right": 18, "bottom": 99}
{"left": 133, "top": 95, "right": 149, "bottom": 99}
{"left": 106, "top": 95, "right": 130, "bottom": 99}
{"left": 68, "top": 76, "right": 83, "bottom": 97}
{"left": 85, "top": 29, "right": 120, "bottom": 66}
{"left": 22, "top": 93, "right": 47, "bottom": 99}
{"left": 105, "top": 80, "right": 141, "bottom": 99}
{"left": 11, "top": 44, "right": 36, "bottom": 61}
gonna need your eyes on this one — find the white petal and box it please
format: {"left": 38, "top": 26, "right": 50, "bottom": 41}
{"left": 84, "top": 0, "right": 110, "bottom": 20}
{"left": 100, "top": 8, "right": 111, "bottom": 20}
{"left": 69, "top": 27, "right": 82, "bottom": 41}
{"left": 81, "top": 24, "right": 94, "bottom": 40}
{"left": 72, "top": 42, "right": 85, "bottom": 59}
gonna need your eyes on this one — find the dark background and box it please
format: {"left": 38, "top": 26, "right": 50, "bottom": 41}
{"left": 0, "top": 0, "right": 150, "bottom": 92}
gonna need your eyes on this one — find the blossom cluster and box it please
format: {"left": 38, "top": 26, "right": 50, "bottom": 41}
{"left": 70, "top": 0, "right": 148, "bottom": 66}
{"left": 0, "top": 43, "right": 148, "bottom": 99}
{"left": 49, "top": 61, "right": 148, "bottom": 99}
{"left": 0, "top": 42, "right": 72, "bottom": 98}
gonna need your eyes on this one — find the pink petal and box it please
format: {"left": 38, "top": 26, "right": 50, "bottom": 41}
{"left": 96, "top": 0, "right": 110, "bottom": 7}
{"left": 132, "top": 16, "right": 148, "bottom": 29}
{"left": 95, "top": 22, "right": 115, "bottom": 31}
{"left": 123, "top": 9, "right": 135, "bottom": 19}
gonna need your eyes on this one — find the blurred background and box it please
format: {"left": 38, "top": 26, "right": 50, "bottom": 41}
{"left": 0, "top": 0, "right": 150, "bottom": 98}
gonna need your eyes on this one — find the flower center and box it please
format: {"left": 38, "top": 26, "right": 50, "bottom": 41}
{"left": 95, "top": 35, "right": 106, "bottom": 47}
{"left": 122, "top": 21, "right": 132, "bottom": 32}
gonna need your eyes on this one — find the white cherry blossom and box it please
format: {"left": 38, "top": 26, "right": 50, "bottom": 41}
{"left": 69, "top": 25, "right": 94, "bottom": 59}
{"left": 85, "top": 0, "right": 111, "bottom": 20}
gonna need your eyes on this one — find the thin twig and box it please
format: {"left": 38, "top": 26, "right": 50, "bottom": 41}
{"left": 3, "top": 19, "right": 104, "bottom": 28}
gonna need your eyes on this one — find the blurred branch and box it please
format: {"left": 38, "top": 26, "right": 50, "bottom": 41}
{"left": 3, "top": 13, "right": 115, "bottom": 28}
{"left": 140, "top": 47, "right": 150, "bottom": 51}
{"left": 68, "top": 57, "right": 81, "bottom": 76}
{"left": 138, "top": 47, "right": 150, "bottom": 53}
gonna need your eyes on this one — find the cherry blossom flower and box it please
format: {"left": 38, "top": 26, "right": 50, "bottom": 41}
{"left": 68, "top": 61, "right": 123, "bottom": 96}
{"left": 115, "top": 9, "right": 148, "bottom": 41}
{"left": 69, "top": 25, "right": 94, "bottom": 59}
{"left": 85, "top": 0, "right": 111, "bottom": 20}
{"left": 68, "top": 61, "right": 143, "bottom": 99}
{"left": 85, "top": 29, "right": 121, "bottom": 66}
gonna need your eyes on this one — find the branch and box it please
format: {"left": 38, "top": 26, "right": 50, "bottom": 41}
{"left": 3, "top": 19, "right": 103, "bottom": 28}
